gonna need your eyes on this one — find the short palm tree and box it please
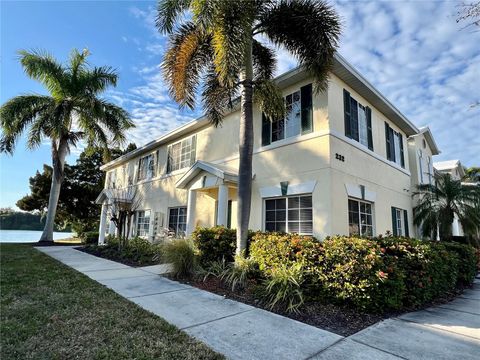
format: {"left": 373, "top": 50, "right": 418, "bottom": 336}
{"left": 156, "top": 0, "right": 341, "bottom": 254}
{"left": 413, "top": 173, "right": 480, "bottom": 239}
{"left": 0, "top": 49, "right": 134, "bottom": 243}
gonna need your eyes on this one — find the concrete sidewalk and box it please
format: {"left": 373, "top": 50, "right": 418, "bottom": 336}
{"left": 36, "top": 246, "right": 480, "bottom": 360}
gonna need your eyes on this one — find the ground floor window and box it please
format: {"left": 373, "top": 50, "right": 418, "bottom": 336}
{"left": 136, "top": 210, "right": 151, "bottom": 237}
{"left": 392, "top": 207, "right": 409, "bottom": 237}
{"left": 348, "top": 199, "right": 373, "bottom": 236}
{"left": 168, "top": 207, "right": 187, "bottom": 236}
{"left": 265, "top": 195, "right": 313, "bottom": 235}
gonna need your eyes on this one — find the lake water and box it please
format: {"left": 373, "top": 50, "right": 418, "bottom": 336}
{"left": 0, "top": 230, "right": 74, "bottom": 243}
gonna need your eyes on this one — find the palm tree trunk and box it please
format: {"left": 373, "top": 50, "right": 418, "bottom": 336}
{"left": 39, "top": 140, "right": 68, "bottom": 243}
{"left": 236, "top": 37, "right": 254, "bottom": 256}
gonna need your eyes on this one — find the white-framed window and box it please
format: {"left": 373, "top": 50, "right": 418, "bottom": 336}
{"left": 427, "top": 156, "right": 433, "bottom": 185}
{"left": 168, "top": 207, "right": 187, "bottom": 236}
{"left": 167, "top": 136, "right": 196, "bottom": 173}
{"left": 265, "top": 195, "right": 313, "bottom": 235}
{"left": 137, "top": 154, "right": 155, "bottom": 182}
{"left": 348, "top": 199, "right": 374, "bottom": 237}
{"left": 391, "top": 207, "right": 409, "bottom": 237}
{"left": 385, "top": 122, "right": 405, "bottom": 168}
{"left": 136, "top": 210, "right": 151, "bottom": 237}
{"left": 271, "top": 90, "right": 302, "bottom": 142}
{"left": 106, "top": 169, "right": 117, "bottom": 189}
{"left": 344, "top": 90, "right": 373, "bottom": 150}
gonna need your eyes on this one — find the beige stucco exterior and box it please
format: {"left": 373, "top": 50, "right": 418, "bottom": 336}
{"left": 97, "top": 55, "right": 442, "bottom": 243}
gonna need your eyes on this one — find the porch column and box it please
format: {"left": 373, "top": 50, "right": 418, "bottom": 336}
{"left": 186, "top": 189, "right": 197, "bottom": 236}
{"left": 217, "top": 183, "right": 228, "bottom": 226}
{"left": 452, "top": 214, "right": 460, "bottom": 236}
{"left": 98, "top": 202, "right": 108, "bottom": 245}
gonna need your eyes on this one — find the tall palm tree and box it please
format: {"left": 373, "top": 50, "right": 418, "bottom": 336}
{"left": 156, "top": 0, "right": 341, "bottom": 254}
{"left": 413, "top": 173, "right": 480, "bottom": 240}
{"left": 0, "top": 49, "right": 134, "bottom": 243}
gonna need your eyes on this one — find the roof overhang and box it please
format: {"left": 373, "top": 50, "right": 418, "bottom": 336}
{"left": 101, "top": 53, "right": 421, "bottom": 171}
{"left": 95, "top": 189, "right": 134, "bottom": 205}
{"left": 176, "top": 160, "right": 238, "bottom": 190}
{"left": 409, "top": 126, "right": 441, "bottom": 155}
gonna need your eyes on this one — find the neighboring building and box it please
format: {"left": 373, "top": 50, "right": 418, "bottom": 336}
{"left": 433, "top": 159, "right": 466, "bottom": 237}
{"left": 95, "top": 53, "right": 443, "bottom": 244}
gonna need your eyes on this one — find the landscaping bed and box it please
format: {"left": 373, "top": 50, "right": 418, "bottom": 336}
{"left": 0, "top": 244, "right": 223, "bottom": 359}
{"left": 79, "top": 236, "right": 163, "bottom": 267}
{"left": 161, "top": 227, "right": 478, "bottom": 336}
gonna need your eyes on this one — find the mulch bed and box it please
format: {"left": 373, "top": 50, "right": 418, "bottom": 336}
{"left": 170, "top": 275, "right": 471, "bottom": 337}
{"left": 170, "top": 276, "right": 383, "bottom": 336}
{"left": 76, "top": 246, "right": 160, "bottom": 267}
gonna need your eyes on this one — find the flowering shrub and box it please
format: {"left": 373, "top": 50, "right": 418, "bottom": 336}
{"left": 249, "top": 233, "right": 476, "bottom": 313}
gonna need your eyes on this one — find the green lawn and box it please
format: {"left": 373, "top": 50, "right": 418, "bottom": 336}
{"left": 0, "top": 244, "right": 223, "bottom": 359}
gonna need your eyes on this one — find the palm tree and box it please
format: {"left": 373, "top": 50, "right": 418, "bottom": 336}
{"left": 156, "top": 0, "right": 341, "bottom": 254}
{"left": 0, "top": 49, "right": 134, "bottom": 243}
{"left": 413, "top": 173, "right": 480, "bottom": 240}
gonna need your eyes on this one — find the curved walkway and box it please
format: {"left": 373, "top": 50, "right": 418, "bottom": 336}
{"left": 36, "top": 246, "right": 479, "bottom": 360}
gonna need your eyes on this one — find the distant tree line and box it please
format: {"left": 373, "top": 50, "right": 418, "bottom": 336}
{"left": 0, "top": 208, "right": 68, "bottom": 231}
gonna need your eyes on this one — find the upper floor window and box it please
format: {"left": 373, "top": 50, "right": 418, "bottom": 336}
{"left": 262, "top": 84, "right": 313, "bottom": 146}
{"left": 385, "top": 122, "right": 405, "bottom": 168}
{"left": 137, "top": 153, "right": 155, "bottom": 182}
{"left": 107, "top": 169, "right": 117, "bottom": 189}
{"left": 265, "top": 195, "right": 313, "bottom": 235}
{"left": 343, "top": 89, "right": 373, "bottom": 151}
{"left": 167, "top": 135, "right": 196, "bottom": 173}
{"left": 417, "top": 149, "right": 424, "bottom": 183}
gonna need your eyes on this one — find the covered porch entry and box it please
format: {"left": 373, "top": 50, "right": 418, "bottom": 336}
{"left": 176, "top": 161, "right": 238, "bottom": 235}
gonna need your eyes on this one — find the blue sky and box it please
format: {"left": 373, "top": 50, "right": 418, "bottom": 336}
{"left": 1, "top": 0, "right": 479, "bottom": 209}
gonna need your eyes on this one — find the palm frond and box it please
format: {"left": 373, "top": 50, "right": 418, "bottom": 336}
{"left": 252, "top": 40, "right": 276, "bottom": 81}
{"left": 69, "top": 48, "right": 89, "bottom": 80}
{"left": 0, "top": 95, "right": 55, "bottom": 153}
{"left": 210, "top": 1, "right": 255, "bottom": 88}
{"left": 162, "top": 22, "right": 212, "bottom": 109}
{"left": 18, "top": 50, "right": 67, "bottom": 98}
{"left": 201, "top": 66, "right": 238, "bottom": 127}
{"left": 254, "top": 79, "right": 285, "bottom": 120}
{"left": 259, "top": 0, "right": 341, "bottom": 92}
{"left": 78, "top": 66, "right": 118, "bottom": 94}
{"left": 156, "top": 0, "right": 192, "bottom": 33}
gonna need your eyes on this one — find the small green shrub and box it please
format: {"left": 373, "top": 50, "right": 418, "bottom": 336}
{"left": 320, "top": 236, "right": 405, "bottom": 311}
{"left": 80, "top": 231, "right": 99, "bottom": 245}
{"left": 259, "top": 263, "right": 304, "bottom": 313}
{"left": 250, "top": 232, "right": 322, "bottom": 292}
{"left": 442, "top": 242, "right": 477, "bottom": 286}
{"left": 192, "top": 226, "right": 236, "bottom": 265}
{"left": 162, "top": 239, "right": 197, "bottom": 278}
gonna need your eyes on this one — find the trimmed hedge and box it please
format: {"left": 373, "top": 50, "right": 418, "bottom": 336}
{"left": 192, "top": 226, "right": 255, "bottom": 265}
{"left": 249, "top": 233, "right": 476, "bottom": 313}
{"left": 79, "top": 231, "right": 99, "bottom": 244}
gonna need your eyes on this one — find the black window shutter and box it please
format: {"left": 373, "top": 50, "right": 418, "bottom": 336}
{"left": 403, "top": 210, "right": 409, "bottom": 237}
{"left": 343, "top": 89, "right": 352, "bottom": 138}
{"left": 350, "top": 98, "right": 359, "bottom": 141}
{"left": 190, "top": 135, "right": 197, "bottom": 166}
{"left": 391, "top": 207, "right": 398, "bottom": 236}
{"left": 399, "top": 133, "right": 405, "bottom": 168}
{"left": 261, "top": 113, "right": 271, "bottom": 146}
{"left": 366, "top": 107, "right": 373, "bottom": 151}
{"left": 301, "top": 84, "right": 313, "bottom": 134}
{"left": 385, "top": 122, "right": 391, "bottom": 160}
{"left": 166, "top": 147, "right": 172, "bottom": 173}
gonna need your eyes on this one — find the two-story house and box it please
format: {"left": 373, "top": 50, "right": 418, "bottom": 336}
{"left": 95, "top": 53, "right": 440, "bottom": 244}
